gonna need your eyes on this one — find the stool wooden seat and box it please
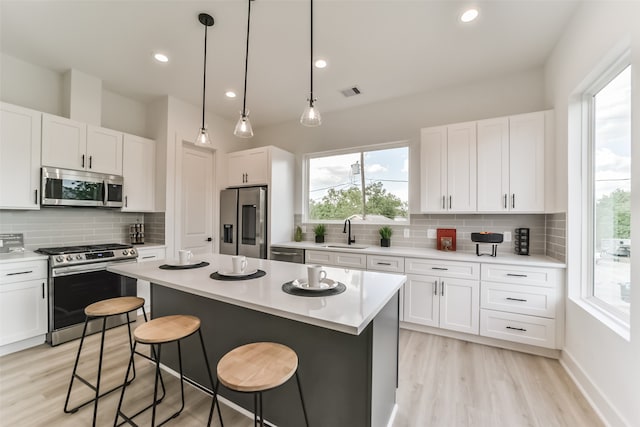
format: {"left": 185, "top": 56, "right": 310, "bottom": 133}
{"left": 85, "top": 296, "right": 144, "bottom": 317}
{"left": 218, "top": 342, "right": 298, "bottom": 393}
{"left": 115, "top": 314, "right": 223, "bottom": 427}
{"left": 210, "top": 342, "right": 309, "bottom": 427}
{"left": 65, "top": 296, "right": 151, "bottom": 427}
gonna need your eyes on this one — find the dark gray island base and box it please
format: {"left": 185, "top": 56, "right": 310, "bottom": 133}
{"left": 152, "top": 284, "right": 399, "bottom": 427}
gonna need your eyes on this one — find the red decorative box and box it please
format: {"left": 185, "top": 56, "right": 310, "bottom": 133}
{"left": 436, "top": 228, "right": 456, "bottom": 251}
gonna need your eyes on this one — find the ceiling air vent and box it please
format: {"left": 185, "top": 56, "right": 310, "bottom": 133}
{"left": 340, "top": 86, "right": 361, "bottom": 97}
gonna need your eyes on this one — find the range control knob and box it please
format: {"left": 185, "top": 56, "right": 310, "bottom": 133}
{"left": 76, "top": 255, "right": 82, "bottom": 260}
{"left": 55, "top": 256, "right": 64, "bottom": 262}
{"left": 66, "top": 255, "right": 73, "bottom": 261}
{"left": 122, "top": 250, "right": 129, "bottom": 255}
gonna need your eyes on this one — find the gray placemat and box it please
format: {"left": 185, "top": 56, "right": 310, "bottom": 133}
{"left": 159, "top": 261, "right": 210, "bottom": 270}
{"left": 210, "top": 269, "right": 266, "bottom": 281}
{"left": 282, "top": 281, "right": 346, "bottom": 297}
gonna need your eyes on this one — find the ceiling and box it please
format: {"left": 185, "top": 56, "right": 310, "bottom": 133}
{"left": 0, "top": 1, "right": 580, "bottom": 129}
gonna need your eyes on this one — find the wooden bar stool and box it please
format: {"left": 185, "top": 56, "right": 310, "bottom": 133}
{"left": 114, "top": 314, "right": 224, "bottom": 427}
{"left": 211, "top": 342, "right": 310, "bottom": 427}
{"left": 64, "top": 296, "right": 156, "bottom": 427}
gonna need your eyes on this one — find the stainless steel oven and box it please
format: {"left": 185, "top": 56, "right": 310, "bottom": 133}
{"left": 37, "top": 244, "right": 138, "bottom": 346}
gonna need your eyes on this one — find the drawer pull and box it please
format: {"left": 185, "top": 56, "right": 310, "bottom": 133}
{"left": 506, "top": 273, "right": 528, "bottom": 277}
{"left": 6, "top": 270, "right": 33, "bottom": 276}
{"left": 431, "top": 267, "right": 448, "bottom": 271}
{"left": 506, "top": 326, "right": 527, "bottom": 332}
{"left": 506, "top": 297, "right": 527, "bottom": 302}
{"left": 141, "top": 256, "right": 156, "bottom": 259}
{"left": 271, "top": 251, "right": 298, "bottom": 256}
{"left": 376, "top": 262, "right": 392, "bottom": 266}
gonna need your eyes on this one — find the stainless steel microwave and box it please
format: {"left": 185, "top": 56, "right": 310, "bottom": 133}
{"left": 41, "top": 167, "right": 124, "bottom": 208}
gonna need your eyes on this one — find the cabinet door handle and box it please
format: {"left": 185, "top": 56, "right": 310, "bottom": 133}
{"left": 376, "top": 262, "right": 392, "bottom": 266}
{"left": 506, "top": 273, "right": 528, "bottom": 277}
{"left": 441, "top": 280, "right": 445, "bottom": 296}
{"left": 6, "top": 270, "right": 33, "bottom": 276}
{"left": 89, "top": 155, "right": 93, "bottom": 169}
{"left": 42, "top": 282, "right": 45, "bottom": 299}
{"left": 125, "top": 196, "right": 128, "bottom": 208}
{"left": 506, "top": 326, "right": 527, "bottom": 332}
{"left": 449, "top": 195, "right": 452, "bottom": 209}
{"left": 506, "top": 297, "right": 527, "bottom": 302}
{"left": 431, "top": 267, "right": 448, "bottom": 271}
{"left": 81, "top": 154, "right": 85, "bottom": 168}
{"left": 433, "top": 280, "right": 438, "bottom": 295}
{"left": 504, "top": 194, "right": 507, "bottom": 209}
{"left": 35, "top": 189, "right": 38, "bottom": 205}
{"left": 141, "top": 255, "right": 156, "bottom": 259}
{"left": 512, "top": 194, "right": 515, "bottom": 209}
{"left": 442, "top": 195, "right": 445, "bottom": 209}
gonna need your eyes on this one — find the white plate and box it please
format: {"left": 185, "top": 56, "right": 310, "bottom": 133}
{"left": 164, "top": 260, "right": 204, "bottom": 267}
{"left": 291, "top": 278, "right": 338, "bottom": 291}
{"left": 217, "top": 269, "right": 258, "bottom": 277}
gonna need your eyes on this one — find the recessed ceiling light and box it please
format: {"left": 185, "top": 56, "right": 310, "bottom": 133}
{"left": 153, "top": 52, "right": 169, "bottom": 63}
{"left": 225, "top": 91, "right": 237, "bottom": 98}
{"left": 460, "top": 8, "right": 479, "bottom": 23}
{"left": 314, "top": 59, "right": 327, "bottom": 69}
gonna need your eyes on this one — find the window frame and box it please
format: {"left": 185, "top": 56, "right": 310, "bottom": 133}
{"left": 581, "top": 51, "right": 631, "bottom": 328}
{"left": 302, "top": 140, "right": 410, "bottom": 224}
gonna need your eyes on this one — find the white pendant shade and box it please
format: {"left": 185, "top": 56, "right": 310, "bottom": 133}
{"left": 300, "top": 103, "right": 321, "bottom": 127}
{"left": 195, "top": 127, "right": 212, "bottom": 146}
{"left": 234, "top": 114, "right": 254, "bottom": 138}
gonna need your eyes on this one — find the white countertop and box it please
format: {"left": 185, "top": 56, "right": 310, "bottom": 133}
{"left": 108, "top": 253, "right": 406, "bottom": 336}
{"left": 0, "top": 250, "right": 47, "bottom": 264}
{"left": 273, "top": 241, "right": 566, "bottom": 268}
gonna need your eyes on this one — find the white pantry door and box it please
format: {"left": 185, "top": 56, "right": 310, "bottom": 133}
{"left": 181, "top": 145, "right": 214, "bottom": 255}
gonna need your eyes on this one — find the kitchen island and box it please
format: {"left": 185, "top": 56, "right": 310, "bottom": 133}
{"left": 109, "top": 253, "right": 405, "bottom": 427}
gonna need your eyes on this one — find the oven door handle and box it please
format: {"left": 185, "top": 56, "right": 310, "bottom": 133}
{"left": 52, "top": 264, "right": 109, "bottom": 277}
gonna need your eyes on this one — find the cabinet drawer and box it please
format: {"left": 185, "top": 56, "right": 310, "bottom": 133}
{"left": 136, "top": 248, "right": 166, "bottom": 262}
{"left": 481, "top": 282, "right": 556, "bottom": 318}
{"left": 367, "top": 255, "right": 404, "bottom": 273}
{"left": 0, "top": 260, "right": 47, "bottom": 284}
{"left": 480, "top": 309, "right": 556, "bottom": 349}
{"left": 305, "top": 250, "right": 333, "bottom": 265}
{"left": 481, "top": 264, "right": 558, "bottom": 287}
{"left": 405, "top": 258, "right": 479, "bottom": 280}
{"left": 334, "top": 252, "right": 367, "bottom": 269}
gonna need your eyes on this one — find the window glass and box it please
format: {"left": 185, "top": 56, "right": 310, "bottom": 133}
{"left": 592, "top": 65, "right": 631, "bottom": 317}
{"left": 307, "top": 146, "right": 409, "bottom": 222}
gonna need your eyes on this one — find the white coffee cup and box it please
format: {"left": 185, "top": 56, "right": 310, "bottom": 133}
{"left": 232, "top": 255, "right": 248, "bottom": 274}
{"left": 307, "top": 264, "right": 327, "bottom": 287}
{"left": 178, "top": 249, "right": 193, "bottom": 265}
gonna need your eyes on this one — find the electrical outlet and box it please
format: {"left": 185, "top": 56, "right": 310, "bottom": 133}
{"left": 404, "top": 228, "right": 410, "bottom": 238}
{"left": 427, "top": 229, "right": 437, "bottom": 239}
{"left": 503, "top": 231, "right": 512, "bottom": 242}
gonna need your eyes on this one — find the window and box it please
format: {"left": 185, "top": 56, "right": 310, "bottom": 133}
{"left": 305, "top": 144, "right": 409, "bottom": 223}
{"left": 586, "top": 61, "right": 631, "bottom": 323}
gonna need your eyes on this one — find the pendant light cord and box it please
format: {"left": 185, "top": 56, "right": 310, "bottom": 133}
{"left": 309, "top": 0, "right": 314, "bottom": 107}
{"left": 242, "top": 0, "right": 252, "bottom": 118}
{"left": 201, "top": 23, "right": 208, "bottom": 129}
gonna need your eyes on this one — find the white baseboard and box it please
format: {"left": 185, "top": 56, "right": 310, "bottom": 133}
{"left": 0, "top": 334, "right": 45, "bottom": 357}
{"left": 559, "top": 349, "right": 630, "bottom": 427}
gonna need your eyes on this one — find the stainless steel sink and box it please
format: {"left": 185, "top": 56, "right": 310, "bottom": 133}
{"left": 324, "top": 244, "right": 369, "bottom": 250}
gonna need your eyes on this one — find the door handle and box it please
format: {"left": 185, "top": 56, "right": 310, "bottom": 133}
{"left": 206, "top": 237, "right": 213, "bottom": 242}
{"left": 442, "top": 195, "right": 445, "bottom": 209}
{"left": 125, "top": 196, "right": 128, "bottom": 208}
{"left": 89, "top": 155, "right": 93, "bottom": 169}
{"left": 81, "top": 154, "right": 85, "bottom": 168}
{"left": 42, "top": 282, "right": 45, "bottom": 299}
{"left": 512, "top": 194, "right": 515, "bottom": 209}
{"left": 441, "top": 280, "right": 445, "bottom": 296}
{"left": 35, "top": 189, "right": 38, "bottom": 205}
{"left": 433, "top": 280, "right": 438, "bottom": 296}
{"left": 504, "top": 194, "right": 507, "bottom": 209}
{"left": 449, "top": 195, "right": 452, "bottom": 209}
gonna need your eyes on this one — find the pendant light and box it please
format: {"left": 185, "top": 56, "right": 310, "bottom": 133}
{"left": 234, "top": 0, "right": 254, "bottom": 138}
{"left": 195, "top": 13, "right": 215, "bottom": 147}
{"left": 300, "top": 0, "right": 321, "bottom": 127}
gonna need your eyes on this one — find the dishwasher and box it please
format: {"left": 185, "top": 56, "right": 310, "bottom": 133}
{"left": 270, "top": 246, "right": 305, "bottom": 264}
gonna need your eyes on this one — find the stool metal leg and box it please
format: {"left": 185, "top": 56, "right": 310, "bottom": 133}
{"left": 295, "top": 372, "right": 310, "bottom": 427}
{"left": 259, "top": 392, "right": 264, "bottom": 427}
{"left": 64, "top": 316, "right": 90, "bottom": 414}
{"left": 254, "top": 393, "right": 258, "bottom": 427}
{"left": 91, "top": 316, "right": 108, "bottom": 426}
{"left": 199, "top": 329, "right": 224, "bottom": 427}
{"left": 207, "top": 380, "right": 223, "bottom": 427}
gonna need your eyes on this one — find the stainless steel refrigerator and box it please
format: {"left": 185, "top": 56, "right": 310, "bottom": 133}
{"left": 220, "top": 186, "right": 267, "bottom": 259}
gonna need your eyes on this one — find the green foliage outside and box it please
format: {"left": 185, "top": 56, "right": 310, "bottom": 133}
{"left": 309, "top": 182, "right": 408, "bottom": 221}
{"left": 595, "top": 189, "right": 630, "bottom": 249}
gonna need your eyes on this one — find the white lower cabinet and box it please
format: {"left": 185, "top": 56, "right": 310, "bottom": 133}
{"left": 0, "top": 259, "right": 48, "bottom": 354}
{"left": 136, "top": 246, "right": 166, "bottom": 313}
{"left": 479, "top": 264, "right": 562, "bottom": 349}
{"left": 403, "top": 258, "right": 480, "bottom": 335}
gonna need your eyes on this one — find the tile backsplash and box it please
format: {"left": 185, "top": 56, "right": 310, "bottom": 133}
{"left": 294, "top": 212, "right": 566, "bottom": 261}
{"left": 0, "top": 208, "right": 164, "bottom": 251}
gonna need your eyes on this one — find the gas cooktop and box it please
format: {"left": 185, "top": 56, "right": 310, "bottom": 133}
{"left": 36, "top": 243, "right": 137, "bottom": 267}
{"left": 36, "top": 243, "right": 132, "bottom": 255}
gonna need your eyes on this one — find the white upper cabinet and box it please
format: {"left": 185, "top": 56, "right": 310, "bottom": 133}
{"left": 227, "top": 147, "right": 268, "bottom": 186}
{"left": 0, "top": 103, "right": 42, "bottom": 210}
{"left": 42, "top": 114, "right": 123, "bottom": 175}
{"left": 122, "top": 134, "right": 156, "bottom": 212}
{"left": 477, "top": 111, "right": 546, "bottom": 213}
{"left": 420, "top": 121, "right": 477, "bottom": 212}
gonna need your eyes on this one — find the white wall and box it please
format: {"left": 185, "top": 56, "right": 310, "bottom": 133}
{"left": 545, "top": 2, "right": 640, "bottom": 426}
{"left": 252, "top": 68, "right": 547, "bottom": 214}
{"left": 102, "top": 89, "right": 148, "bottom": 137}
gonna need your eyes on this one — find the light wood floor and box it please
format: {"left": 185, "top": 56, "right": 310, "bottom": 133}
{"left": 0, "top": 319, "right": 601, "bottom": 427}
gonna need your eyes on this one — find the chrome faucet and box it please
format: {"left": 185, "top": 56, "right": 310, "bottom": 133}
{"left": 343, "top": 219, "right": 356, "bottom": 245}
